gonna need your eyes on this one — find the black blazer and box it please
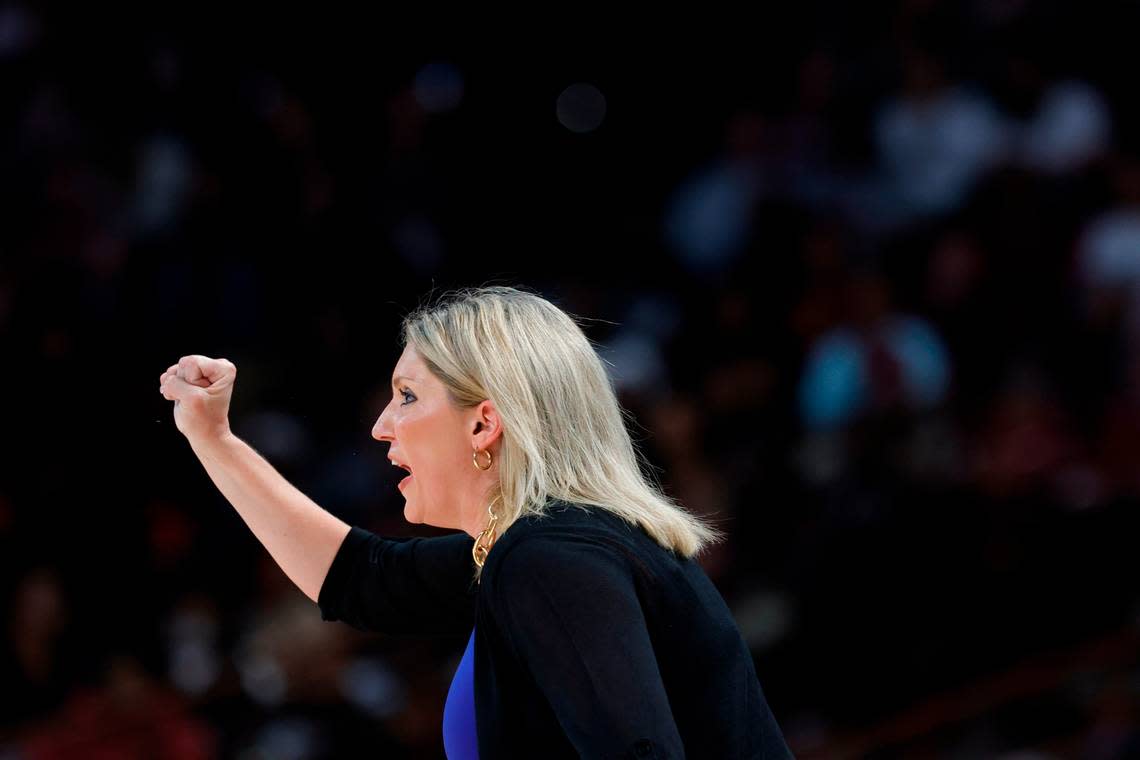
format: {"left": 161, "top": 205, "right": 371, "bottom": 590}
{"left": 318, "top": 500, "right": 794, "bottom": 759}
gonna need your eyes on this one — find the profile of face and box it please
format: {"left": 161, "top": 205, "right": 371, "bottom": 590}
{"left": 372, "top": 345, "right": 502, "bottom": 538}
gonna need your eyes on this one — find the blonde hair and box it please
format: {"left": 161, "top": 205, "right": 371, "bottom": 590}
{"left": 400, "top": 285, "right": 725, "bottom": 580}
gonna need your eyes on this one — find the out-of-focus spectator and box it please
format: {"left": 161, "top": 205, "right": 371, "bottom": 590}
{"left": 0, "top": 568, "right": 72, "bottom": 733}
{"left": 14, "top": 655, "right": 216, "bottom": 760}
{"left": 1076, "top": 155, "right": 1140, "bottom": 349}
{"left": 867, "top": 49, "right": 1009, "bottom": 227}
{"left": 798, "top": 269, "right": 952, "bottom": 431}
{"left": 993, "top": 50, "right": 1112, "bottom": 175}
{"left": 970, "top": 365, "right": 1079, "bottom": 500}
{"left": 1018, "top": 78, "right": 1110, "bottom": 174}
{"left": 664, "top": 155, "right": 761, "bottom": 279}
{"left": 599, "top": 290, "right": 682, "bottom": 401}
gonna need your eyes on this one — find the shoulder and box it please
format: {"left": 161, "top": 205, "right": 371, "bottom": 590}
{"left": 480, "top": 512, "right": 649, "bottom": 641}
{"left": 481, "top": 501, "right": 643, "bottom": 594}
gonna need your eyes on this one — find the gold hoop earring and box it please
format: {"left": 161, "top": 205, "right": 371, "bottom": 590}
{"left": 472, "top": 448, "right": 493, "bottom": 471}
{"left": 472, "top": 501, "right": 499, "bottom": 571}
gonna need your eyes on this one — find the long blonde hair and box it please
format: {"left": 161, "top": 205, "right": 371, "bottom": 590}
{"left": 400, "top": 285, "right": 725, "bottom": 580}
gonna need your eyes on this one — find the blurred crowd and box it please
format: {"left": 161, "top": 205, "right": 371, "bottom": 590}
{"left": 1, "top": 3, "right": 1138, "bottom": 758}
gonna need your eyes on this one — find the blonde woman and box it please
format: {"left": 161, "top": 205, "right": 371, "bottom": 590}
{"left": 158, "top": 286, "right": 793, "bottom": 759}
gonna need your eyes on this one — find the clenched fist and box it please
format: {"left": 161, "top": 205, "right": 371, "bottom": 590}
{"left": 159, "top": 355, "right": 237, "bottom": 442}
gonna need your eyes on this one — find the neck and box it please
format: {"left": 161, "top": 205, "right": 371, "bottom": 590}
{"left": 460, "top": 488, "right": 495, "bottom": 540}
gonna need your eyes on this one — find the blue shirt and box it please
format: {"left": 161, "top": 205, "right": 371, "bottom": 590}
{"left": 443, "top": 625, "right": 478, "bottom": 759}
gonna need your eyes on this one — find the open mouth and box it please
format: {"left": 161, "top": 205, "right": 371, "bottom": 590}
{"left": 393, "top": 461, "right": 413, "bottom": 490}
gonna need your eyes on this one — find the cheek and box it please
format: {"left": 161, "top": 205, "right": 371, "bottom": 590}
{"left": 392, "top": 408, "right": 420, "bottom": 445}
{"left": 395, "top": 404, "right": 469, "bottom": 481}
{"left": 394, "top": 412, "right": 439, "bottom": 475}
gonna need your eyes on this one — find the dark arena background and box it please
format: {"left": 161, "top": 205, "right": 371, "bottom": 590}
{"left": 2, "top": 5, "right": 1138, "bottom": 759}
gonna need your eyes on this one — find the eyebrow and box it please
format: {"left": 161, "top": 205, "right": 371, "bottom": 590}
{"left": 391, "top": 374, "right": 418, "bottom": 387}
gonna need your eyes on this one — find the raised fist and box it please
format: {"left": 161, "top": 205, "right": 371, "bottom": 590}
{"left": 159, "top": 355, "right": 237, "bottom": 442}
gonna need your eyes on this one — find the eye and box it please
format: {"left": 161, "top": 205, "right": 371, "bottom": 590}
{"left": 399, "top": 388, "right": 416, "bottom": 406}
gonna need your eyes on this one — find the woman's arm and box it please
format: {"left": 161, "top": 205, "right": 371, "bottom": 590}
{"left": 317, "top": 526, "right": 477, "bottom": 637}
{"left": 160, "top": 355, "right": 348, "bottom": 603}
{"left": 188, "top": 431, "right": 351, "bottom": 603}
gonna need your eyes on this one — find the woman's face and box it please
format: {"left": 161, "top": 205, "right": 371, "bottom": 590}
{"left": 372, "top": 345, "right": 497, "bottom": 535}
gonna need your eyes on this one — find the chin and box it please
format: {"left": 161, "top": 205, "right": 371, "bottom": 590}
{"left": 403, "top": 500, "right": 424, "bottom": 525}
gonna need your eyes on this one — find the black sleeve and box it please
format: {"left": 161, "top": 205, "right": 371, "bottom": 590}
{"left": 317, "top": 526, "right": 478, "bottom": 637}
{"left": 488, "top": 535, "right": 686, "bottom": 759}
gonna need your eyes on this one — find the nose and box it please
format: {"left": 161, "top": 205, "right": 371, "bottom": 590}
{"left": 372, "top": 398, "right": 396, "bottom": 443}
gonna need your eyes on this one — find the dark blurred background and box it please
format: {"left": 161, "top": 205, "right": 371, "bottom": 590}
{"left": 2, "top": 3, "right": 1138, "bottom": 758}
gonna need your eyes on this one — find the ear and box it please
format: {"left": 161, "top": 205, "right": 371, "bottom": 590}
{"left": 469, "top": 399, "right": 503, "bottom": 451}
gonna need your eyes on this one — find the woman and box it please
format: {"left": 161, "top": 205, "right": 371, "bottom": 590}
{"left": 158, "top": 286, "right": 794, "bottom": 759}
